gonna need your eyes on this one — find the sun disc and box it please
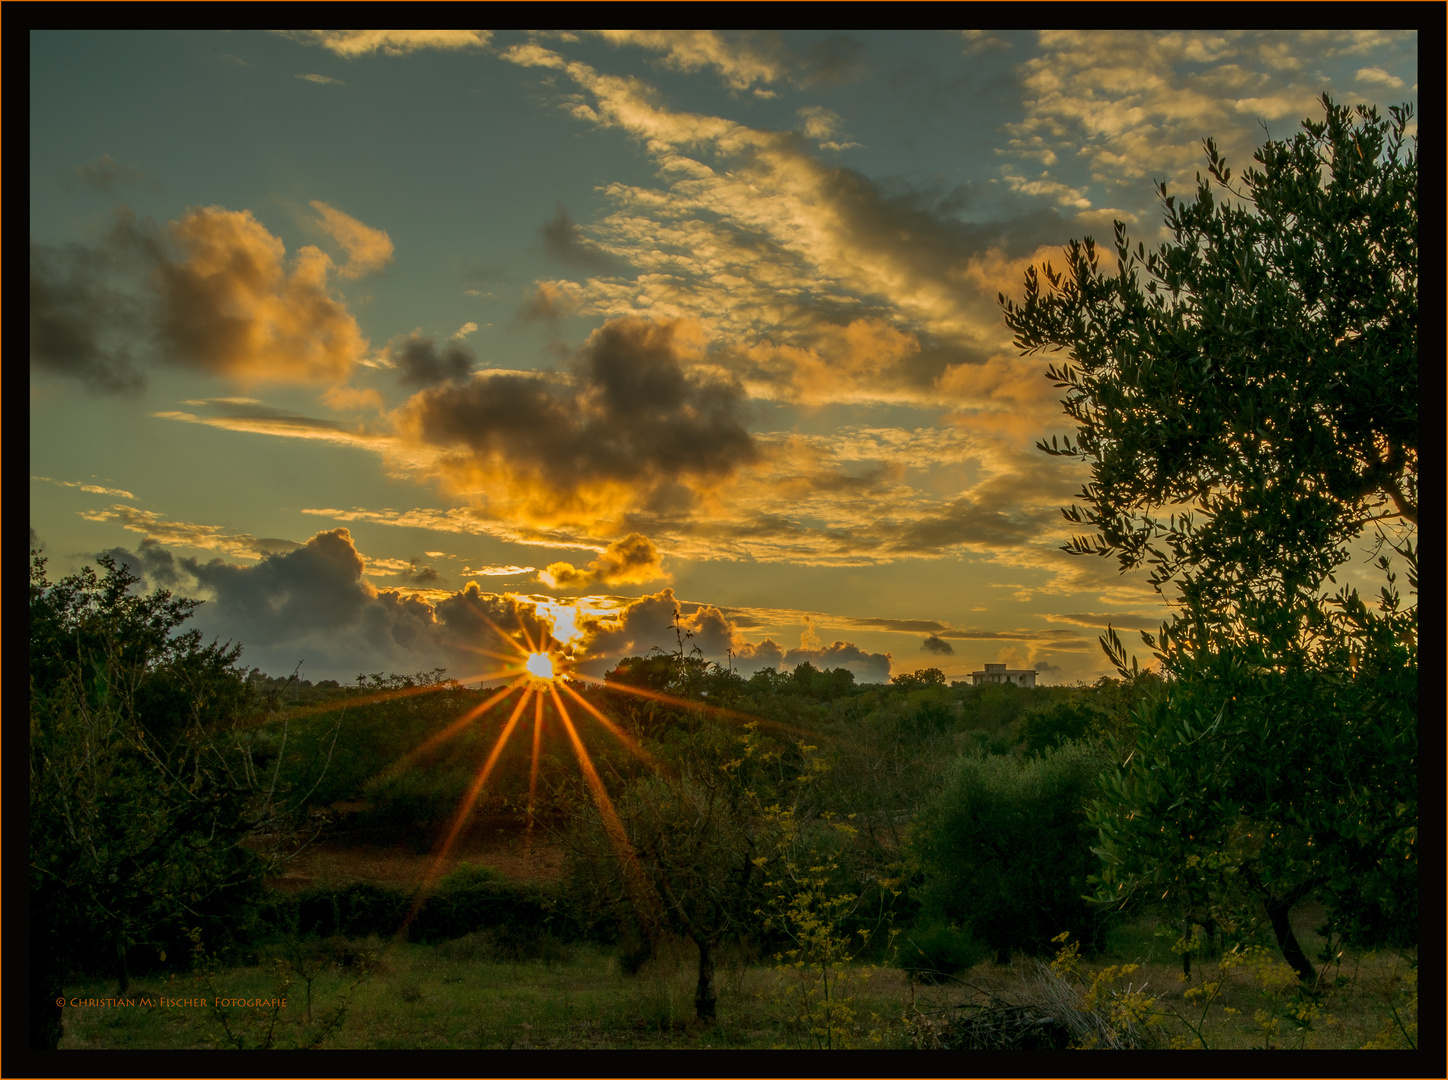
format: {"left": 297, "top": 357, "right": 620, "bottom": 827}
{"left": 525, "top": 652, "right": 555, "bottom": 681}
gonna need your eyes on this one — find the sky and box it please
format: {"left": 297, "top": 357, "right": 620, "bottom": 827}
{"left": 30, "top": 29, "right": 1419, "bottom": 687}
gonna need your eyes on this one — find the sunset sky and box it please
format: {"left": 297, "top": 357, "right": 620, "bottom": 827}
{"left": 30, "top": 30, "right": 1419, "bottom": 686}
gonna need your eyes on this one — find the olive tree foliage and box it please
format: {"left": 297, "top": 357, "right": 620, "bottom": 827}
{"left": 1003, "top": 94, "right": 1416, "bottom": 619}
{"left": 1000, "top": 97, "right": 1418, "bottom": 982}
{"left": 28, "top": 550, "right": 336, "bottom": 1048}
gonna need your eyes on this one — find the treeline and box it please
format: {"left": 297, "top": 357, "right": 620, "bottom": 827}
{"left": 29, "top": 547, "right": 1415, "bottom": 1043}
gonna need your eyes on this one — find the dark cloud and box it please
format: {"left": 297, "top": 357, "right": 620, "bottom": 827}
{"left": 921, "top": 634, "right": 955, "bottom": 655}
{"left": 732, "top": 637, "right": 784, "bottom": 676}
{"left": 434, "top": 584, "right": 551, "bottom": 657}
{"left": 398, "top": 317, "right": 757, "bottom": 511}
{"left": 102, "top": 537, "right": 185, "bottom": 587}
{"left": 29, "top": 235, "right": 146, "bottom": 393}
{"left": 390, "top": 333, "right": 475, "bottom": 387}
{"left": 540, "top": 204, "right": 620, "bottom": 273}
{"left": 847, "top": 616, "right": 947, "bottom": 634}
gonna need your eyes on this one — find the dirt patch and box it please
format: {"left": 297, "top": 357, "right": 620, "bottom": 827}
{"left": 275, "top": 834, "right": 564, "bottom": 892}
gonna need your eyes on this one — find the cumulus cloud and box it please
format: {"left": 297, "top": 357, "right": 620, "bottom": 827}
{"left": 782, "top": 640, "right": 892, "bottom": 683}
{"left": 30, "top": 206, "right": 373, "bottom": 392}
{"left": 276, "top": 30, "right": 493, "bottom": 58}
{"left": 391, "top": 316, "right": 757, "bottom": 531}
{"left": 106, "top": 527, "right": 545, "bottom": 682}
{"left": 541, "top": 533, "right": 667, "bottom": 589}
{"left": 1355, "top": 66, "right": 1405, "bottom": 89}
{"left": 29, "top": 234, "right": 147, "bottom": 393}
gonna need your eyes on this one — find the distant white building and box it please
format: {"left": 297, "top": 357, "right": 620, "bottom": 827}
{"left": 970, "top": 662, "right": 1037, "bottom": 688}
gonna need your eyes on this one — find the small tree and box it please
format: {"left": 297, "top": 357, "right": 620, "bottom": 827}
{"left": 567, "top": 758, "right": 763, "bottom": 1021}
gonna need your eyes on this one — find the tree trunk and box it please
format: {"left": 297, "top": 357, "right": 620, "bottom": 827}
{"left": 694, "top": 937, "right": 717, "bottom": 1021}
{"left": 1265, "top": 901, "right": 1315, "bottom": 984}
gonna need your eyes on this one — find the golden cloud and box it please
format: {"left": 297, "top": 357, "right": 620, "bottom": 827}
{"left": 541, "top": 533, "right": 668, "bottom": 590}
{"left": 310, "top": 201, "right": 394, "bottom": 279}
{"left": 152, "top": 206, "right": 371, "bottom": 385}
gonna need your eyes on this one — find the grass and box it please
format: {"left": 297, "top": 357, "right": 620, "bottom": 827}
{"left": 58, "top": 908, "right": 1417, "bottom": 1050}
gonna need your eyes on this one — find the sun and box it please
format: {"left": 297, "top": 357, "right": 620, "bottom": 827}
{"left": 524, "top": 651, "right": 555, "bottom": 681}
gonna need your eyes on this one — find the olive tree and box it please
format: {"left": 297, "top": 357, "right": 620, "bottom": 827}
{"left": 1001, "top": 96, "right": 1418, "bottom": 980}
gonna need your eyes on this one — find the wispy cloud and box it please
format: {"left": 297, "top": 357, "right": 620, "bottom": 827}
{"left": 309, "top": 200, "right": 394, "bottom": 278}
{"left": 276, "top": 30, "right": 493, "bottom": 58}
{"left": 79, "top": 504, "right": 302, "bottom": 560}
{"left": 33, "top": 475, "right": 136, "bottom": 499}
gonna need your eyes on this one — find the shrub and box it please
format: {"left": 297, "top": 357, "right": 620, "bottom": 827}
{"left": 899, "top": 921, "right": 987, "bottom": 983}
{"left": 912, "top": 743, "right": 1104, "bottom": 961}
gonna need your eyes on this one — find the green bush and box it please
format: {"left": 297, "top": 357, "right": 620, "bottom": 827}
{"left": 898, "top": 921, "right": 987, "bottom": 982}
{"left": 409, "top": 863, "right": 562, "bottom": 945}
{"left": 912, "top": 743, "right": 1104, "bottom": 961}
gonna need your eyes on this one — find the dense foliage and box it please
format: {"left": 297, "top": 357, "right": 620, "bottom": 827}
{"left": 1002, "top": 94, "right": 1417, "bottom": 618}
{"left": 29, "top": 551, "right": 283, "bottom": 1048}
{"left": 912, "top": 742, "right": 1106, "bottom": 964}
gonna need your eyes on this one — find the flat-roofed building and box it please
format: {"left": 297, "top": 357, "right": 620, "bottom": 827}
{"left": 970, "top": 662, "right": 1037, "bottom": 688}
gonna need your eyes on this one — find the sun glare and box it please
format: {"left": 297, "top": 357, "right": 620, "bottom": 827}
{"left": 525, "top": 651, "right": 555, "bottom": 681}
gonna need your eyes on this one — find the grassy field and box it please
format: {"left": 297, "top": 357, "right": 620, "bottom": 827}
{"left": 58, "top": 903, "right": 1417, "bottom": 1051}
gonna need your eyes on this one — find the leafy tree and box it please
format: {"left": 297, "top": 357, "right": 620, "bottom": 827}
{"left": 1002, "top": 94, "right": 1416, "bottom": 619}
{"left": 1001, "top": 96, "right": 1418, "bottom": 979}
{"left": 29, "top": 550, "right": 317, "bottom": 1048}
